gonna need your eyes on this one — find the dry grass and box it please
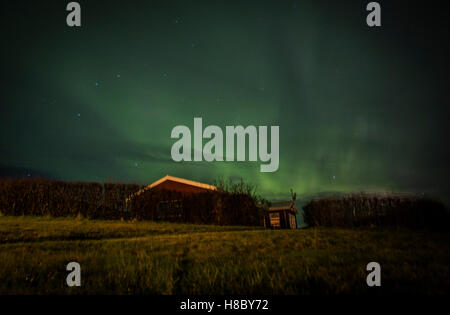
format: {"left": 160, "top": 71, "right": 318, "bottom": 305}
{"left": 0, "top": 216, "right": 449, "bottom": 294}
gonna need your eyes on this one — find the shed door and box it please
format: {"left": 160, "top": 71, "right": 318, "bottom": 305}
{"left": 269, "top": 212, "right": 280, "bottom": 228}
{"left": 289, "top": 214, "right": 296, "bottom": 229}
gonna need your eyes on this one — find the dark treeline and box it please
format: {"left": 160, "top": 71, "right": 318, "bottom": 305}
{"left": 303, "top": 193, "right": 449, "bottom": 230}
{"left": 0, "top": 178, "right": 265, "bottom": 226}
{"left": 2, "top": 179, "right": 449, "bottom": 229}
{"left": 0, "top": 178, "right": 141, "bottom": 219}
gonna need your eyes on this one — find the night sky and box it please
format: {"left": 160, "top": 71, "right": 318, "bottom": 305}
{"left": 1, "top": 0, "right": 450, "bottom": 203}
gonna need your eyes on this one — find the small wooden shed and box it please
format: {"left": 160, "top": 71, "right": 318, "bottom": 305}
{"left": 264, "top": 201, "right": 298, "bottom": 229}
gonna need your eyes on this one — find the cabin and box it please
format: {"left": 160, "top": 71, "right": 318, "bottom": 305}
{"left": 125, "top": 175, "right": 217, "bottom": 220}
{"left": 126, "top": 174, "right": 217, "bottom": 202}
{"left": 264, "top": 201, "right": 298, "bottom": 229}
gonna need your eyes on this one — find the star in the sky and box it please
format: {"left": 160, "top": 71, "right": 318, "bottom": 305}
{"left": 116, "top": 74, "right": 121, "bottom": 78}
{"left": 95, "top": 82, "right": 99, "bottom": 86}
{"left": 76, "top": 113, "right": 81, "bottom": 118}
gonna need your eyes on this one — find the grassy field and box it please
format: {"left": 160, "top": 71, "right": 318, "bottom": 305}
{"left": 0, "top": 216, "right": 449, "bottom": 294}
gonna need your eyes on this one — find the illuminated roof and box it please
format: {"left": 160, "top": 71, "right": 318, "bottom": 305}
{"left": 125, "top": 175, "right": 216, "bottom": 202}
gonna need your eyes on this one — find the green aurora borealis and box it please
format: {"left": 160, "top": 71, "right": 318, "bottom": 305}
{"left": 1, "top": 0, "right": 450, "bottom": 202}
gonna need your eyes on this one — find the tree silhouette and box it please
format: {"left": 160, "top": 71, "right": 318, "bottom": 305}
{"left": 290, "top": 188, "right": 296, "bottom": 202}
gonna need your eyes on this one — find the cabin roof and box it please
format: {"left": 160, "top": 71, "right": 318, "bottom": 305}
{"left": 148, "top": 175, "right": 217, "bottom": 191}
{"left": 125, "top": 175, "right": 216, "bottom": 202}
{"left": 269, "top": 200, "right": 298, "bottom": 214}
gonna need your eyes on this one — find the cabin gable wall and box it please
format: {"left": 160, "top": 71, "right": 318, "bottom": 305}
{"left": 152, "top": 180, "right": 213, "bottom": 194}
